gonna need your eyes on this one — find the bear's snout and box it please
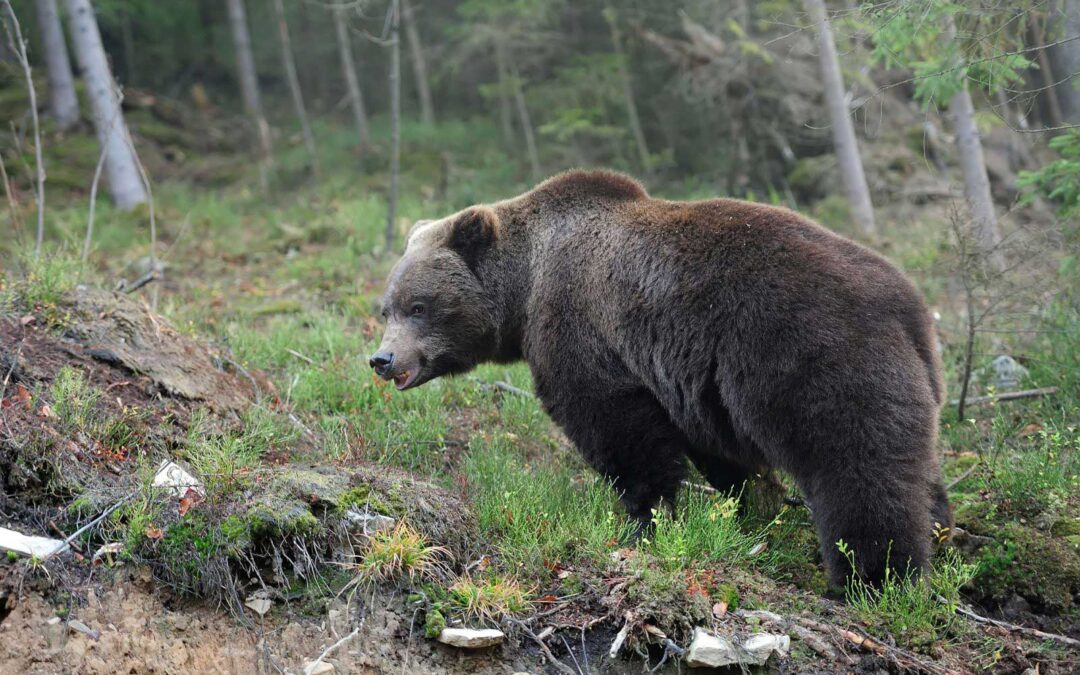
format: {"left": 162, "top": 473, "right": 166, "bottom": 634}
{"left": 369, "top": 351, "right": 394, "bottom": 377}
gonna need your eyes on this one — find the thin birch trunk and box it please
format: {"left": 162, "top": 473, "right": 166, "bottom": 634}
{"left": 35, "top": 0, "right": 79, "bottom": 130}
{"left": 604, "top": 7, "right": 650, "bottom": 172}
{"left": 273, "top": 0, "right": 319, "bottom": 177}
{"left": 803, "top": 0, "right": 876, "bottom": 237}
{"left": 492, "top": 34, "right": 515, "bottom": 149}
{"left": 945, "top": 17, "right": 1004, "bottom": 269}
{"left": 386, "top": 0, "right": 401, "bottom": 250}
{"left": 1049, "top": 0, "right": 1080, "bottom": 123}
{"left": 64, "top": 0, "right": 147, "bottom": 210}
{"left": 333, "top": 7, "right": 369, "bottom": 148}
{"left": 951, "top": 81, "right": 1005, "bottom": 267}
{"left": 2, "top": 0, "right": 46, "bottom": 257}
{"left": 401, "top": 0, "right": 433, "bottom": 125}
{"left": 225, "top": 0, "right": 272, "bottom": 168}
{"left": 507, "top": 50, "right": 540, "bottom": 180}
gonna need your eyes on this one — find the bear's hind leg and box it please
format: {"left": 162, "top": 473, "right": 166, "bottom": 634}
{"left": 545, "top": 388, "right": 688, "bottom": 528}
{"left": 803, "top": 469, "right": 932, "bottom": 591}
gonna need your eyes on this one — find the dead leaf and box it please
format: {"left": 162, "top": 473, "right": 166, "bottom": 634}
{"left": 643, "top": 624, "right": 667, "bottom": 639}
{"left": 145, "top": 524, "right": 164, "bottom": 540}
{"left": 538, "top": 594, "right": 558, "bottom": 603}
{"left": 19, "top": 314, "right": 35, "bottom": 326}
{"left": 1019, "top": 422, "right": 1043, "bottom": 437}
{"left": 713, "top": 601, "right": 729, "bottom": 618}
{"left": 178, "top": 497, "right": 194, "bottom": 516}
{"left": 13, "top": 383, "right": 31, "bottom": 409}
{"left": 38, "top": 403, "right": 57, "bottom": 419}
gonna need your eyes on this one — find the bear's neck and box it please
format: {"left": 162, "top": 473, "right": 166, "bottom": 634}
{"left": 475, "top": 218, "right": 533, "bottom": 364}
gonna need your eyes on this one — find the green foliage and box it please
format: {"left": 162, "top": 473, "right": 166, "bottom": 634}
{"left": 645, "top": 490, "right": 767, "bottom": 572}
{"left": 867, "top": 1, "right": 1032, "bottom": 107}
{"left": 840, "top": 542, "right": 976, "bottom": 647}
{"left": 1018, "top": 131, "right": 1080, "bottom": 220}
{"left": 466, "top": 436, "right": 634, "bottom": 575}
{"left": 49, "top": 367, "right": 101, "bottom": 431}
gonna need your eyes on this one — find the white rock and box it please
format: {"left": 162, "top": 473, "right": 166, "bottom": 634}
{"left": 343, "top": 508, "right": 395, "bottom": 535}
{"left": 245, "top": 590, "right": 273, "bottom": 617}
{"left": 686, "top": 628, "right": 790, "bottom": 668}
{"left": 0, "top": 526, "right": 68, "bottom": 558}
{"left": 152, "top": 460, "right": 204, "bottom": 498}
{"left": 686, "top": 628, "right": 738, "bottom": 668}
{"left": 302, "top": 660, "right": 335, "bottom": 675}
{"left": 742, "top": 632, "right": 790, "bottom": 664}
{"left": 437, "top": 627, "right": 504, "bottom": 648}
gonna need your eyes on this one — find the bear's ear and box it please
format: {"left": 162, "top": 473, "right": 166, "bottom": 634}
{"left": 447, "top": 206, "right": 498, "bottom": 271}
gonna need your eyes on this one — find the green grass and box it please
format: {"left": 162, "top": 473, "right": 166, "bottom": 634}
{"left": 645, "top": 489, "right": 769, "bottom": 573}
{"left": 841, "top": 545, "right": 977, "bottom": 648}
{"left": 466, "top": 436, "right": 634, "bottom": 575}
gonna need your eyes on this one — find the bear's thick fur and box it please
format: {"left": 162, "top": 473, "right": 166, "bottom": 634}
{"left": 372, "top": 170, "right": 951, "bottom": 587}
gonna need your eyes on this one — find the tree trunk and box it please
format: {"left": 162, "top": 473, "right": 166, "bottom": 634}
{"left": 492, "top": 34, "right": 515, "bottom": 150}
{"left": 120, "top": 8, "right": 134, "bottom": 85}
{"left": 401, "top": 0, "right": 433, "bottom": 125}
{"left": 64, "top": 0, "right": 146, "bottom": 210}
{"left": 333, "top": 7, "right": 369, "bottom": 148}
{"left": 1032, "top": 15, "right": 1064, "bottom": 129}
{"left": 3, "top": 0, "right": 46, "bottom": 258}
{"left": 803, "top": 0, "right": 876, "bottom": 237}
{"left": 1048, "top": 0, "right": 1080, "bottom": 124}
{"left": 944, "top": 17, "right": 1004, "bottom": 269}
{"left": 225, "top": 0, "right": 272, "bottom": 165}
{"left": 34, "top": 0, "right": 79, "bottom": 130}
{"left": 273, "top": 0, "right": 319, "bottom": 177}
{"left": 506, "top": 50, "right": 541, "bottom": 181}
{"left": 604, "top": 7, "right": 650, "bottom": 173}
{"left": 951, "top": 81, "right": 1005, "bottom": 267}
{"left": 386, "top": 0, "right": 401, "bottom": 250}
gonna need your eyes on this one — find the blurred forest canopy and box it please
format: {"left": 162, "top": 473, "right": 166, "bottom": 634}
{"left": 2, "top": 0, "right": 1078, "bottom": 210}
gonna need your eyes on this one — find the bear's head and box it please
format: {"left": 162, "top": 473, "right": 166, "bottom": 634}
{"left": 369, "top": 206, "right": 500, "bottom": 390}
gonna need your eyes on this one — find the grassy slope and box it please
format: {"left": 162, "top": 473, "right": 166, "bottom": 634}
{"left": 2, "top": 118, "right": 1077, "bottom": 672}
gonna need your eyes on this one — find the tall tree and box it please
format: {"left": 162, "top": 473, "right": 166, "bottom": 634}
{"left": 64, "top": 0, "right": 146, "bottom": 210}
{"left": 273, "top": 0, "right": 319, "bottom": 177}
{"left": 491, "top": 32, "right": 515, "bottom": 149}
{"left": 1049, "top": 0, "right": 1080, "bottom": 124}
{"left": 401, "top": 0, "right": 434, "bottom": 125}
{"left": 386, "top": 0, "right": 401, "bottom": 250}
{"left": 503, "top": 39, "right": 541, "bottom": 180}
{"left": 34, "top": 0, "right": 79, "bottom": 130}
{"left": 604, "top": 6, "right": 650, "bottom": 173}
{"left": 3, "top": 0, "right": 46, "bottom": 258}
{"left": 225, "top": 0, "right": 272, "bottom": 167}
{"left": 944, "top": 16, "right": 1003, "bottom": 266}
{"left": 803, "top": 0, "right": 876, "bottom": 237}
{"left": 332, "top": 6, "right": 370, "bottom": 148}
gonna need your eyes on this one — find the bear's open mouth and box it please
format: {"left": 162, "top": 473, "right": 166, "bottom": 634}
{"left": 393, "top": 369, "right": 420, "bottom": 390}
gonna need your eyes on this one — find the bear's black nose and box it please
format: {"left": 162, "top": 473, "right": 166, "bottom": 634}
{"left": 369, "top": 351, "right": 394, "bottom": 374}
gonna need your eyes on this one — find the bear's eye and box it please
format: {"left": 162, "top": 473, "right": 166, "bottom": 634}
{"left": 410, "top": 303, "right": 425, "bottom": 317}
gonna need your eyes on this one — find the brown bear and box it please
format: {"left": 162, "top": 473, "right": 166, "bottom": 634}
{"left": 370, "top": 169, "right": 951, "bottom": 588}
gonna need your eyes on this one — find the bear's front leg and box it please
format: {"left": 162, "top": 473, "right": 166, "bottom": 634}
{"left": 538, "top": 385, "right": 689, "bottom": 530}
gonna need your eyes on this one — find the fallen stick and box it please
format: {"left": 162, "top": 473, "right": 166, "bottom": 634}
{"left": 122, "top": 268, "right": 161, "bottom": 294}
{"left": 794, "top": 617, "right": 955, "bottom": 675}
{"left": 947, "top": 599, "right": 1080, "bottom": 649}
{"left": 43, "top": 494, "right": 133, "bottom": 562}
{"left": 493, "top": 380, "right": 532, "bottom": 398}
{"left": 506, "top": 618, "right": 577, "bottom": 675}
{"left": 949, "top": 387, "right": 1058, "bottom": 408}
{"left": 303, "top": 626, "right": 360, "bottom": 675}
{"left": 945, "top": 462, "right": 980, "bottom": 491}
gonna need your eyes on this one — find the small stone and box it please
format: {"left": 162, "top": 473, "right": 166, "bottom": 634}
{"left": 342, "top": 508, "right": 395, "bottom": 535}
{"left": 741, "top": 632, "right": 790, "bottom": 664}
{"left": 302, "top": 660, "right": 335, "bottom": 675}
{"left": 153, "top": 460, "right": 204, "bottom": 499}
{"left": 686, "top": 628, "right": 789, "bottom": 668}
{"left": 436, "top": 627, "right": 505, "bottom": 648}
{"left": 245, "top": 590, "right": 273, "bottom": 616}
{"left": 989, "top": 355, "right": 1028, "bottom": 390}
{"left": 686, "top": 628, "right": 738, "bottom": 668}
